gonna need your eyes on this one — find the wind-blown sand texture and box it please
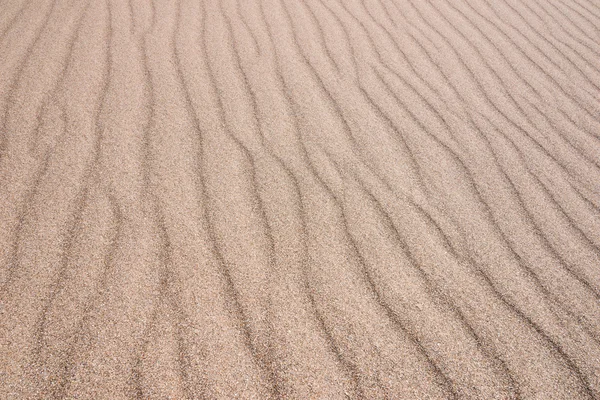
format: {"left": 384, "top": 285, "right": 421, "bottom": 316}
{"left": 1, "top": 0, "right": 599, "bottom": 398}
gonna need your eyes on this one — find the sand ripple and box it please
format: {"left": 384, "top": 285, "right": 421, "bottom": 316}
{"left": 1, "top": 0, "right": 599, "bottom": 398}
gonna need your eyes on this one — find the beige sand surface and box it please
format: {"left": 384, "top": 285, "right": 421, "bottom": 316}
{"left": 1, "top": 0, "right": 599, "bottom": 398}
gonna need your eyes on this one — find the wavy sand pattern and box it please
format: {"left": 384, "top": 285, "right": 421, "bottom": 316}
{"left": 1, "top": 0, "right": 599, "bottom": 398}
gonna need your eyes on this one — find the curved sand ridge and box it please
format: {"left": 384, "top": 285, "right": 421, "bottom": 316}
{"left": 1, "top": 0, "right": 600, "bottom": 398}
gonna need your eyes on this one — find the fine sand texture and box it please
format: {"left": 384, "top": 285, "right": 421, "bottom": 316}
{"left": 1, "top": 0, "right": 600, "bottom": 398}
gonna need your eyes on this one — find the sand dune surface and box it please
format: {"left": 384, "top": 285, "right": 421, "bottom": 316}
{"left": 1, "top": 0, "right": 600, "bottom": 398}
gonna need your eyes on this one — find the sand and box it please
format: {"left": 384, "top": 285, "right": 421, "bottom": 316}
{"left": 0, "top": 0, "right": 599, "bottom": 398}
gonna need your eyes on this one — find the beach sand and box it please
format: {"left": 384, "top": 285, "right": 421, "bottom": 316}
{"left": 1, "top": 0, "right": 599, "bottom": 398}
